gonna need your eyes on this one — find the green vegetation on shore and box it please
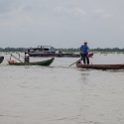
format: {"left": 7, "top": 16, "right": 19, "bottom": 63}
{"left": 0, "top": 47, "right": 124, "bottom": 53}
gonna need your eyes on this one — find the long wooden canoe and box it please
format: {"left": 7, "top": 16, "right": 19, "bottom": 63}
{"left": 0, "top": 56, "right": 4, "bottom": 64}
{"left": 76, "top": 61, "right": 124, "bottom": 70}
{"left": 8, "top": 57, "right": 54, "bottom": 66}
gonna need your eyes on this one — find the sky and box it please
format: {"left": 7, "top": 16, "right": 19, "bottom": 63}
{"left": 0, "top": 0, "right": 124, "bottom": 48}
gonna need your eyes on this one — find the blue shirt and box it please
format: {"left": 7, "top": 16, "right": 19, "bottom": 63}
{"left": 80, "top": 45, "right": 89, "bottom": 54}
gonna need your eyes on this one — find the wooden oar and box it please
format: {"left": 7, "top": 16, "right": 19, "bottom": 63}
{"left": 9, "top": 53, "right": 23, "bottom": 63}
{"left": 69, "top": 58, "right": 82, "bottom": 67}
{"left": 16, "top": 52, "right": 24, "bottom": 59}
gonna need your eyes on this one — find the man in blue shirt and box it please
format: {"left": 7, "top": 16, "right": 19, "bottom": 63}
{"left": 80, "top": 41, "right": 89, "bottom": 64}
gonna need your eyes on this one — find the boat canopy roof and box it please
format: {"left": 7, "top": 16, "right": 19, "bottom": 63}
{"left": 27, "top": 45, "right": 54, "bottom": 51}
{"left": 37, "top": 45, "right": 51, "bottom": 49}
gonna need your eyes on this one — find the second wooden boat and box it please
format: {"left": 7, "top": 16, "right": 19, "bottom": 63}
{"left": 0, "top": 56, "right": 4, "bottom": 64}
{"left": 76, "top": 61, "right": 124, "bottom": 70}
{"left": 8, "top": 57, "right": 54, "bottom": 66}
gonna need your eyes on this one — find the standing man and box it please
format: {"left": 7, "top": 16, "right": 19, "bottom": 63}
{"left": 80, "top": 41, "right": 89, "bottom": 64}
{"left": 24, "top": 52, "right": 30, "bottom": 63}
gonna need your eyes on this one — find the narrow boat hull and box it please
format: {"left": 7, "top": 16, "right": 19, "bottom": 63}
{"left": 76, "top": 62, "right": 124, "bottom": 70}
{"left": 29, "top": 53, "right": 94, "bottom": 57}
{"left": 8, "top": 58, "right": 54, "bottom": 66}
{"left": 0, "top": 56, "right": 4, "bottom": 64}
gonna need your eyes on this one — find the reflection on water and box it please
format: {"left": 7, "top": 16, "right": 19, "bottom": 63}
{"left": 0, "top": 53, "right": 124, "bottom": 124}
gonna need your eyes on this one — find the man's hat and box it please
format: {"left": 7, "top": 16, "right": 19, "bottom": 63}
{"left": 84, "top": 41, "right": 87, "bottom": 44}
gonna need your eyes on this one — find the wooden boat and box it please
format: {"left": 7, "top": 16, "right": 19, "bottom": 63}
{"left": 76, "top": 61, "right": 124, "bottom": 70}
{"left": 8, "top": 57, "right": 54, "bottom": 66}
{"left": 0, "top": 56, "right": 4, "bottom": 64}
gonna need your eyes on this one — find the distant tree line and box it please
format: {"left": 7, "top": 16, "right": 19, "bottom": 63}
{"left": 1, "top": 47, "right": 124, "bottom": 52}
{"left": 52, "top": 47, "right": 124, "bottom": 53}
{"left": 91, "top": 48, "right": 124, "bottom": 52}
{"left": 0, "top": 47, "right": 28, "bottom": 52}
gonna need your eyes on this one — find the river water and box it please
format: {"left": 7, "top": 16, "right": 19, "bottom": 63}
{"left": 0, "top": 53, "right": 124, "bottom": 124}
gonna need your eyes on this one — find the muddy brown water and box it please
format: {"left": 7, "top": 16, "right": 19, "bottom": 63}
{"left": 0, "top": 53, "right": 124, "bottom": 124}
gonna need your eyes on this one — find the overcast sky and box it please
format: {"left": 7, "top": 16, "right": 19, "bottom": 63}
{"left": 0, "top": 0, "right": 124, "bottom": 48}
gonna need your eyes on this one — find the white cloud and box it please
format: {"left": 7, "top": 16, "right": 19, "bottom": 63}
{"left": 95, "top": 9, "right": 104, "bottom": 14}
{"left": 94, "top": 9, "right": 112, "bottom": 18}
{"left": 75, "top": 7, "right": 85, "bottom": 16}
{"left": 55, "top": 6, "right": 86, "bottom": 16}
{"left": 103, "top": 13, "right": 112, "bottom": 18}
{"left": 55, "top": 6, "right": 72, "bottom": 14}
{"left": 0, "top": 7, "right": 34, "bottom": 28}
{"left": 120, "top": 24, "right": 124, "bottom": 30}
